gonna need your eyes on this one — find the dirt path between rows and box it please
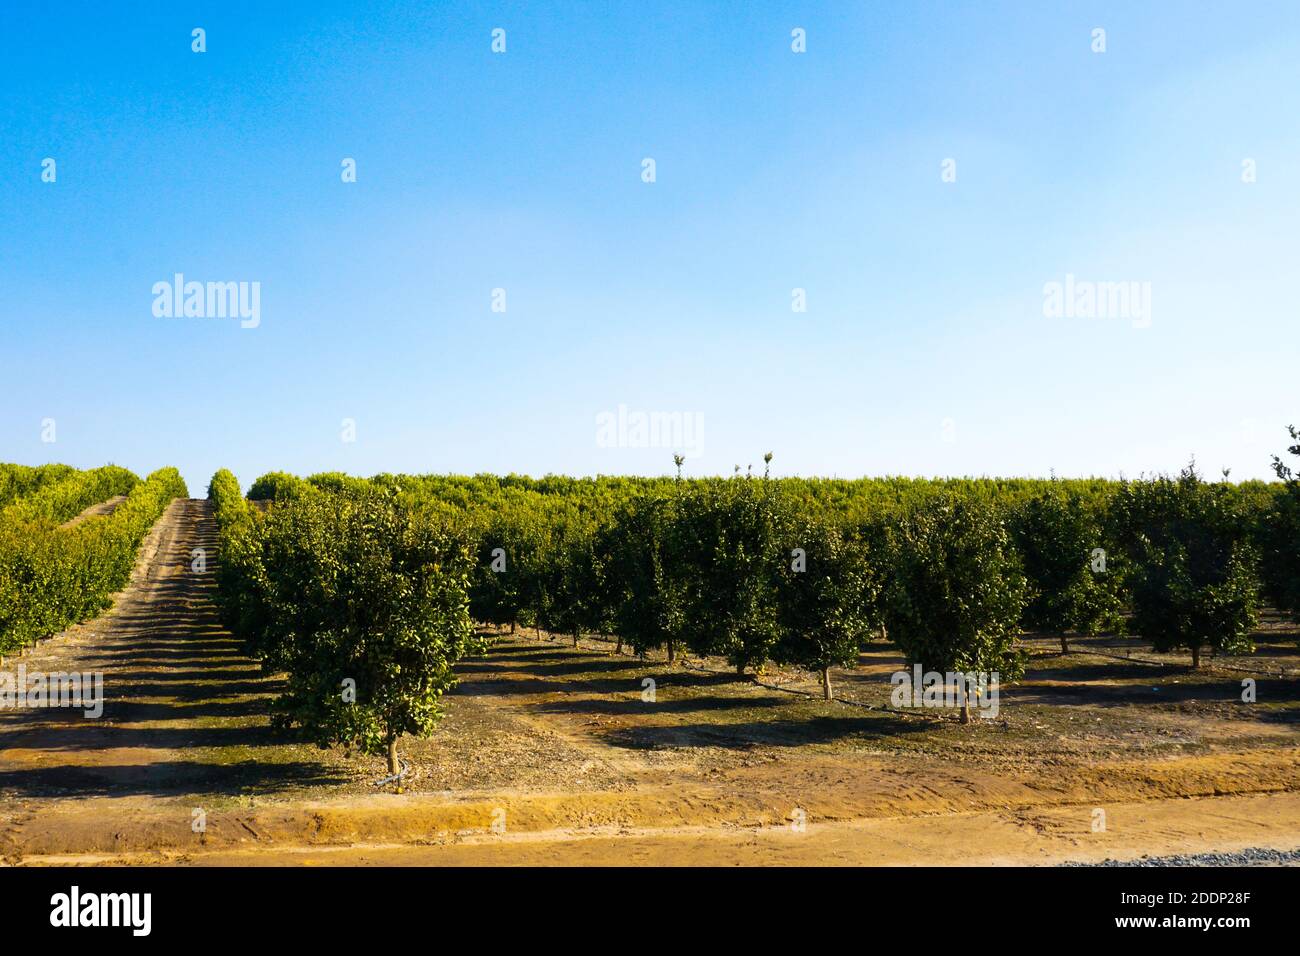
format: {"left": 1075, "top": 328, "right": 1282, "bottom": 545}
{"left": 2, "top": 499, "right": 1299, "bottom": 866}
{"left": 0, "top": 498, "right": 287, "bottom": 796}
{"left": 57, "top": 495, "right": 127, "bottom": 530}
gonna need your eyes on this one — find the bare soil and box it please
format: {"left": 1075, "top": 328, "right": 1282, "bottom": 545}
{"left": 2, "top": 499, "right": 1298, "bottom": 866}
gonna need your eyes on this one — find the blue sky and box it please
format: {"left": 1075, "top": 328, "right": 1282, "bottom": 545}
{"left": 2, "top": 1, "right": 1298, "bottom": 493}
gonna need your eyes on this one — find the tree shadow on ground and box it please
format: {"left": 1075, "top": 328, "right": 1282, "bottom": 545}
{"left": 1024, "top": 662, "right": 1191, "bottom": 683}
{"left": 0, "top": 759, "right": 349, "bottom": 799}
{"left": 529, "top": 695, "right": 789, "bottom": 717}
{"left": 458, "top": 657, "right": 636, "bottom": 678}
{"left": 602, "top": 713, "right": 929, "bottom": 751}
{"left": 1004, "top": 676, "right": 1300, "bottom": 708}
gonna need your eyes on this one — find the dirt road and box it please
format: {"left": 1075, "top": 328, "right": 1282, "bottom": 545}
{"left": 57, "top": 494, "right": 127, "bottom": 530}
{"left": 2, "top": 499, "right": 1298, "bottom": 866}
{"left": 0, "top": 499, "right": 300, "bottom": 797}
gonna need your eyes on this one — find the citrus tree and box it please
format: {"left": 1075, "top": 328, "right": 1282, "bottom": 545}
{"left": 468, "top": 506, "right": 529, "bottom": 633}
{"left": 673, "top": 475, "right": 792, "bottom": 676}
{"left": 537, "top": 500, "right": 604, "bottom": 646}
{"left": 1113, "top": 463, "right": 1260, "bottom": 668}
{"left": 597, "top": 491, "right": 690, "bottom": 659}
{"left": 1265, "top": 425, "right": 1300, "bottom": 629}
{"left": 218, "top": 482, "right": 482, "bottom": 775}
{"left": 775, "top": 518, "right": 880, "bottom": 699}
{"left": 1011, "top": 485, "right": 1124, "bottom": 654}
{"left": 882, "top": 494, "right": 1027, "bottom": 722}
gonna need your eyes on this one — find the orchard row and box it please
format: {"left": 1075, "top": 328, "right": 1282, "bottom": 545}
{"left": 0, "top": 465, "right": 189, "bottom": 655}
{"left": 207, "top": 435, "right": 1299, "bottom": 766}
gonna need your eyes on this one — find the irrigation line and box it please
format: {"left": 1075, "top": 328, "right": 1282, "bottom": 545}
{"left": 371, "top": 756, "right": 411, "bottom": 788}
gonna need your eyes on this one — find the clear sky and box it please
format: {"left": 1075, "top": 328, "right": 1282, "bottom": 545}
{"left": 2, "top": 1, "right": 1297, "bottom": 494}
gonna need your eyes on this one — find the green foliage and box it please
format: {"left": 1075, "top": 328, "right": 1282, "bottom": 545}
{"left": 208, "top": 469, "right": 268, "bottom": 651}
{"left": 466, "top": 494, "right": 547, "bottom": 631}
{"left": 1113, "top": 463, "right": 1261, "bottom": 666}
{"left": 882, "top": 493, "right": 1028, "bottom": 681}
{"left": 305, "top": 472, "right": 377, "bottom": 497}
{"left": 1264, "top": 426, "right": 1300, "bottom": 626}
{"left": 210, "top": 475, "right": 482, "bottom": 771}
{"left": 207, "top": 448, "right": 1299, "bottom": 732}
{"left": 0, "top": 468, "right": 187, "bottom": 654}
{"left": 774, "top": 518, "right": 881, "bottom": 697}
{"left": 1010, "top": 485, "right": 1125, "bottom": 644}
{"left": 207, "top": 468, "right": 249, "bottom": 527}
{"left": 246, "top": 471, "right": 310, "bottom": 501}
{"left": 596, "top": 491, "right": 688, "bottom": 657}
{"left": 535, "top": 500, "right": 604, "bottom": 642}
{"left": 0, "top": 464, "right": 138, "bottom": 528}
{"left": 0, "top": 464, "right": 77, "bottom": 509}
{"left": 670, "top": 477, "right": 794, "bottom": 673}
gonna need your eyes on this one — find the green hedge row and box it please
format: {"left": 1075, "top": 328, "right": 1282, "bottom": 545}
{"left": 0, "top": 464, "right": 78, "bottom": 509}
{"left": 0, "top": 468, "right": 189, "bottom": 655}
{"left": 0, "top": 465, "right": 139, "bottom": 529}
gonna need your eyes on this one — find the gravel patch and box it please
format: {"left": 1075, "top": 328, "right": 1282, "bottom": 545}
{"left": 1064, "top": 846, "right": 1300, "bottom": 866}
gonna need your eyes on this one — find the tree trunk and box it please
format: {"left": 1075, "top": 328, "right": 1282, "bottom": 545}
{"left": 509, "top": 621, "right": 516, "bottom": 634}
{"left": 1191, "top": 644, "right": 1201, "bottom": 669}
{"left": 572, "top": 629, "right": 579, "bottom": 647}
{"left": 667, "top": 638, "right": 675, "bottom": 663}
{"left": 821, "top": 666, "right": 833, "bottom": 701}
{"left": 386, "top": 738, "right": 400, "bottom": 776}
{"left": 735, "top": 660, "right": 746, "bottom": 678}
{"left": 616, "top": 638, "right": 623, "bottom": 654}
{"left": 959, "top": 681, "right": 971, "bottom": 724}
{"left": 1060, "top": 634, "right": 1070, "bottom": 655}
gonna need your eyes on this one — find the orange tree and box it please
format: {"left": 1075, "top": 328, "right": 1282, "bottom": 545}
{"left": 774, "top": 517, "right": 881, "bottom": 700}
{"left": 595, "top": 490, "right": 689, "bottom": 658}
{"left": 1113, "top": 463, "right": 1260, "bottom": 668}
{"left": 671, "top": 474, "right": 793, "bottom": 676}
{"left": 212, "top": 478, "right": 480, "bottom": 775}
{"left": 1009, "top": 485, "right": 1125, "bottom": 654}
{"left": 881, "top": 493, "right": 1027, "bottom": 722}
{"left": 1265, "top": 426, "right": 1300, "bottom": 629}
